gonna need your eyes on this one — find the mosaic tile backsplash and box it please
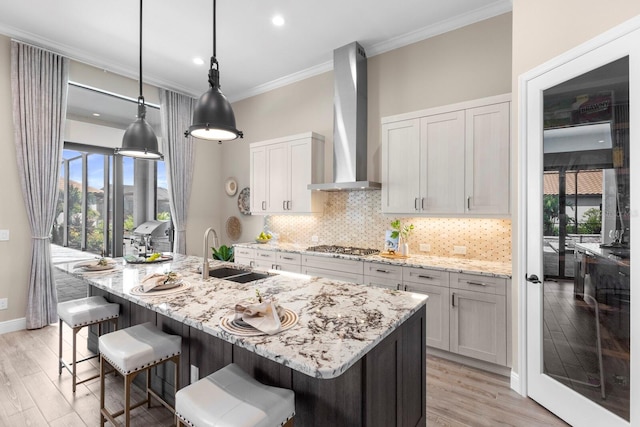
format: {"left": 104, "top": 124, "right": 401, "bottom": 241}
{"left": 265, "top": 191, "right": 512, "bottom": 263}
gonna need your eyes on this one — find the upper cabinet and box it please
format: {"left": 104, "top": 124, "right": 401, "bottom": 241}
{"left": 250, "top": 132, "right": 326, "bottom": 215}
{"left": 381, "top": 94, "right": 511, "bottom": 217}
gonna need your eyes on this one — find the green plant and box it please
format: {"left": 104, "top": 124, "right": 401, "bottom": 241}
{"left": 211, "top": 245, "right": 234, "bottom": 262}
{"left": 578, "top": 208, "right": 602, "bottom": 234}
{"left": 157, "top": 211, "right": 171, "bottom": 221}
{"left": 390, "top": 219, "right": 414, "bottom": 242}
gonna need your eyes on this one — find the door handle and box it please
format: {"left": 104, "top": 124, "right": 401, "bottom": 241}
{"left": 525, "top": 274, "right": 542, "bottom": 284}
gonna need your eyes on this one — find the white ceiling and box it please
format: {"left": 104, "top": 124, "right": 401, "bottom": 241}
{"left": 0, "top": 0, "right": 511, "bottom": 102}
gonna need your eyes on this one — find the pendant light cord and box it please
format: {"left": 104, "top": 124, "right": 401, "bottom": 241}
{"left": 137, "top": 0, "right": 146, "bottom": 118}
{"left": 213, "top": 0, "right": 216, "bottom": 58}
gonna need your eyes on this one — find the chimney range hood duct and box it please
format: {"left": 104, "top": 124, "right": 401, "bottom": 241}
{"left": 308, "top": 42, "right": 381, "bottom": 191}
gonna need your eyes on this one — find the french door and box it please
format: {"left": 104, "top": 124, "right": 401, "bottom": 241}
{"left": 524, "top": 21, "right": 639, "bottom": 426}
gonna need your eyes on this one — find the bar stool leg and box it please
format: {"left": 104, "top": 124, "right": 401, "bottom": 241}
{"left": 58, "top": 319, "right": 63, "bottom": 376}
{"left": 125, "top": 373, "right": 132, "bottom": 427}
{"left": 100, "top": 356, "right": 106, "bottom": 427}
{"left": 72, "top": 327, "right": 78, "bottom": 393}
{"left": 146, "top": 367, "right": 151, "bottom": 408}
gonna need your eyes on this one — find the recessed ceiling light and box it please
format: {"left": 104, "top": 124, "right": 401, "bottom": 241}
{"left": 272, "top": 15, "right": 285, "bottom": 26}
{"left": 193, "top": 57, "right": 205, "bottom": 65}
{"left": 92, "top": 113, "right": 101, "bottom": 117}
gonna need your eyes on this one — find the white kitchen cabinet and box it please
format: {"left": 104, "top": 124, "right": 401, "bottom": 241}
{"left": 234, "top": 247, "right": 256, "bottom": 267}
{"left": 402, "top": 267, "right": 450, "bottom": 351}
{"left": 381, "top": 119, "right": 420, "bottom": 213}
{"left": 273, "top": 252, "right": 302, "bottom": 273}
{"left": 302, "top": 254, "right": 364, "bottom": 284}
{"left": 465, "top": 102, "right": 510, "bottom": 215}
{"left": 381, "top": 94, "right": 510, "bottom": 217}
{"left": 363, "top": 261, "right": 403, "bottom": 290}
{"left": 449, "top": 273, "right": 507, "bottom": 366}
{"left": 249, "top": 132, "right": 325, "bottom": 214}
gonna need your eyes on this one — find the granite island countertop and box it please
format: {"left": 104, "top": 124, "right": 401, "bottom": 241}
{"left": 235, "top": 242, "right": 512, "bottom": 278}
{"left": 56, "top": 254, "right": 427, "bottom": 380}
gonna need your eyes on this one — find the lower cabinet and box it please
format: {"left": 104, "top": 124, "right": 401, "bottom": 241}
{"left": 449, "top": 273, "right": 508, "bottom": 366}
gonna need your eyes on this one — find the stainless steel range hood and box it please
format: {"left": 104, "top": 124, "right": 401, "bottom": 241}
{"left": 308, "top": 42, "right": 381, "bottom": 191}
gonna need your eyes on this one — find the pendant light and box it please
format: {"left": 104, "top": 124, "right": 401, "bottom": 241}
{"left": 186, "top": 0, "right": 243, "bottom": 142}
{"left": 115, "top": 0, "right": 162, "bottom": 160}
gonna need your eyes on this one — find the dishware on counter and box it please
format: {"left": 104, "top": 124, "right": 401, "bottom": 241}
{"left": 74, "top": 258, "right": 117, "bottom": 271}
{"left": 124, "top": 253, "right": 173, "bottom": 264}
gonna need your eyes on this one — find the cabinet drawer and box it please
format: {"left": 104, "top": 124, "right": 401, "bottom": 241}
{"left": 253, "top": 259, "right": 274, "bottom": 271}
{"left": 234, "top": 247, "right": 255, "bottom": 259}
{"left": 235, "top": 256, "right": 254, "bottom": 267}
{"left": 276, "top": 252, "right": 301, "bottom": 264}
{"left": 302, "top": 266, "right": 363, "bottom": 284}
{"left": 450, "top": 273, "right": 506, "bottom": 295}
{"left": 402, "top": 267, "right": 449, "bottom": 287}
{"left": 255, "top": 249, "right": 276, "bottom": 262}
{"left": 302, "top": 254, "right": 364, "bottom": 275}
{"left": 272, "top": 262, "right": 302, "bottom": 274}
{"left": 363, "top": 274, "right": 401, "bottom": 290}
{"left": 364, "top": 262, "right": 403, "bottom": 281}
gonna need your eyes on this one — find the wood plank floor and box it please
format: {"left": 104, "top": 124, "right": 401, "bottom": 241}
{"left": 0, "top": 324, "right": 568, "bottom": 427}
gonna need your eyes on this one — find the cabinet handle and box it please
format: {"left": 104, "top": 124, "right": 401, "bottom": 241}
{"left": 287, "top": 200, "right": 292, "bottom": 210}
{"left": 467, "top": 196, "right": 471, "bottom": 210}
{"left": 282, "top": 256, "right": 295, "bottom": 261}
{"left": 376, "top": 269, "right": 391, "bottom": 273}
{"left": 421, "top": 197, "right": 425, "bottom": 210}
{"left": 417, "top": 274, "right": 433, "bottom": 280}
{"left": 283, "top": 201, "right": 287, "bottom": 210}
{"left": 467, "top": 281, "right": 487, "bottom": 286}
{"left": 396, "top": 284, "right": 401, "bottom": 291}
{"left": 260, "top": 254, "right": 271, "bottom": 258}
{"left": 403, "top": 284, "right": 407, "bottom": 291}
{"left": 414, "top": 197, "right": 419, "bottom": 211}
{"left": 249, "top": 261, "right": 255, "bottom": 267}
{"left": 262, "top": 201, "right": 266, "bottom": 210}
{"left": 452, "top": 292, "right": 456, "bottom": 307}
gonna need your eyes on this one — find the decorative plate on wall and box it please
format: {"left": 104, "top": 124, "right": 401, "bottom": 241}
{"left": 225, "top": 216, "right": 242, "bottom": 241}
{"left": 237, "top": 187, "right": 251, "bottom": 215}
{"left": 224, "top": 177, "right": 238, "bottom": 196}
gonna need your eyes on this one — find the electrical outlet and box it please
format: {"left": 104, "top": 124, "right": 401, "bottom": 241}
{"left": 190, "top": 364, "right": 199, "bottom": 384}
{"left": 311, "top": 235, "right": 319, "bottom": 242}
{"left": 0, "top": 229, "right": 9, "bottom": 241}
{"left": 419, "top": 243, "right": 431, "bottom": 252}
{"left": 0, "top": 298, "right": 7, "bottom": 310}
{"left": 453, "top": 245, "right": 467, "bottom": 255}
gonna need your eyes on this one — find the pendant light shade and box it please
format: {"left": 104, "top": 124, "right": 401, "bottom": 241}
{"left": 187, "top": 0, "right": 243, "bottom": 142}
{"left": 115, "top": 0, "right": 162, "bottom": 160}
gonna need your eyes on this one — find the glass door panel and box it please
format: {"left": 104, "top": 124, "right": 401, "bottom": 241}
{"left": 541, "top": 57, "right": 630, "bottom": 421}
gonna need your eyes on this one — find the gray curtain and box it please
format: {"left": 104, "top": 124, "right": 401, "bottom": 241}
{"left": 11, "top": 41, "right": 69, "bottom": 329}
{"left": 160, "top": 89, "right": 196, "bottom": 254}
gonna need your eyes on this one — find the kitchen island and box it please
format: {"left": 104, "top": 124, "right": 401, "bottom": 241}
{"left": 57, "top": 254, "right": 427, "bottom": 426}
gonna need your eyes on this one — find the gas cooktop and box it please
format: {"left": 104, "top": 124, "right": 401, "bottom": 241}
{"left": 306, "top": 245, "right": 379, "bottom": 256}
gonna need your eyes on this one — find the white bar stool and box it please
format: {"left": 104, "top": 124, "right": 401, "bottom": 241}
{"left": 58, "top": 295, "right": 119, "bottom": 393}
{"left": 175, "top": 363, "right": 295, "bottom": 427}
{"left": 99, "top": 322, "right": 181, "bottom": 427}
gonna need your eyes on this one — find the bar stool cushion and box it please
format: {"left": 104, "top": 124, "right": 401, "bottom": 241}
{"left": 176, "top": 363, "right": 295, "bottom": 427}
{"left": 58, "top": 296, "right": 119, "bottom": 328}
{"left": 99, "top": 322, "right": 181, "bottom": 374}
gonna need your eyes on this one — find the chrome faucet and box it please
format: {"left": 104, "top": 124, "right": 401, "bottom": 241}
{"left": 202, "top": 227, "right": 219, "bottom": 280}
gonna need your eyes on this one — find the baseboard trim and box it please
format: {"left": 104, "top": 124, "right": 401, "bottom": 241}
{"left": 427, "top": 347, "right": 512, "bottom": 377}
{"left": 510, "top": 371, "right": 520, "bottom": 393}
{"left": 0, "top": 317, "right": 27, "bottom": 335}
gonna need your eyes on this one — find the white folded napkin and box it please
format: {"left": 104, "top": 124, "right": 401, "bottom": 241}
{"left": 234, "top": 299, "right": 284, "bottom": 335}
{"left": 140, "top": 272, "right": 180, "bottom": 292}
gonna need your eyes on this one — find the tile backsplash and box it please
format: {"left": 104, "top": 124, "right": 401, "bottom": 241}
{"left": 265, "top": 191, "right": 512, "bottom": 263}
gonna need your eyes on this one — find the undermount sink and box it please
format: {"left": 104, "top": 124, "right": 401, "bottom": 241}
{"left": 223, "top": 272, "right": 270, "bottom": 284}
{"left": 205, "top": 267, "right": 251, "bottom": 278}
{"left": 202, "top": 266, "right": 271, "bottom": 284}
